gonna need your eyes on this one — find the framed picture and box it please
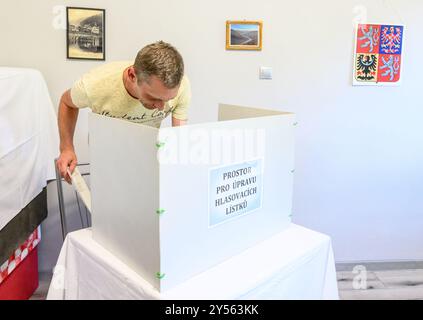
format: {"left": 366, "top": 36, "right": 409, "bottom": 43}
{"left": 226, "top": 21, "right": 262, "bottom": 50}
{"left": 67, "top": 7, "right": 105, "bottom": 60}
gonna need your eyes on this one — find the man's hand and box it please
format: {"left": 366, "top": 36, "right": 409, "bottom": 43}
{"left": 57, "top": 149, "right": 78, "bottom": 184}
{"left": 172, "top": 117, "right": 186, "bottom": 127}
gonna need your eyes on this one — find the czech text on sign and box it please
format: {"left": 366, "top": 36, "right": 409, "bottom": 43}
{"left": 209, "top": 159, "right": 263, "bottom": 227}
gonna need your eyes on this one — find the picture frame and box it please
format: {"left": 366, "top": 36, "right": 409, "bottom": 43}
{"left": 226, "top": 21, "right": 262, "bottom": 50}
{"left": 67, "top": 7, "right": 105, "bottom": 60}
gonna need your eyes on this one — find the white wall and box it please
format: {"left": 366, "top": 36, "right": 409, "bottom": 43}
{"left": 1, "top": 0, "right": 422, "bottom": 270}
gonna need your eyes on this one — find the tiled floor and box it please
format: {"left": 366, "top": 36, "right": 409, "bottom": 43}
{"left": 31, "top": 267, "right": 423, "bottom": 300}
{"left": 337, "top": 268, "right": 423, "bottom": 300}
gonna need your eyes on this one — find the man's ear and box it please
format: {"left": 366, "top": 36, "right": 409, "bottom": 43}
{"left": 128, "top": 66, "right": 138, "bottom": 82}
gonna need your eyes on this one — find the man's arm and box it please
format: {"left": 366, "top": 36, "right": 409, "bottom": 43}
{"left": 172, "top": 116, "right": 186, "bottom": 127}
{"left": 57, "top": 89, "right": 79, "bottom": 183}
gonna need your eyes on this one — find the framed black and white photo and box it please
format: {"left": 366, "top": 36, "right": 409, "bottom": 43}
{"left": 226, "top": 21, "right": 262, "bottom": 50}
{"left": 67, "top": 7, "right": 105, "bottom": 60}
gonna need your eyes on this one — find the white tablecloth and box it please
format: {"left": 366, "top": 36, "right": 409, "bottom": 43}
{"left": 0, "top": 67, "right": 59, "bottom": 230}
{"left": 47, "top": 224, "right": 339, "bottom": 300}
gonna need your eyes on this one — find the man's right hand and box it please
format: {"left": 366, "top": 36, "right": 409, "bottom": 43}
{"left": 57, "top": 149, "right": 78, "bottom": 184}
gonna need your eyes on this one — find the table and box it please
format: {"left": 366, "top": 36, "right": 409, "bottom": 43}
{"left": 47, "top": 224, "right": 339, "bottom": 300}
{"left": 0, "top": 67, "right": 58, "bottom": 299}
{"left": 0, "top": 67, "right": 58, "bottom": 230}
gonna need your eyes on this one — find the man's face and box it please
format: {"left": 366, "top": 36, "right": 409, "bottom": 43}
{"left": 135, "top": 75, "right": 179, "bottom": 110}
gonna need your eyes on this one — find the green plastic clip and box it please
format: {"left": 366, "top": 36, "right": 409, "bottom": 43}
{"left": 156, "top": 208, "right": 166, "bottom": 215}
{"left": 156, "top": 272, "right": 166, "bottom": 280}
{"left": 156, "top": 141, "right": 165, "bottom": 148}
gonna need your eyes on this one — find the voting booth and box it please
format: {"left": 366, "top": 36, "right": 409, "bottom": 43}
{"left": 89, "top": 104, "right": 296, "bottom": 292}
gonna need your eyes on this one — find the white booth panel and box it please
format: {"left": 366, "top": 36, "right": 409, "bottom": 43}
{"left": 157, "top": 105, "right": 295, "bottom": 291}
{"left": 90, "top": 114, "right": 162, "bottom": 289}
{"left": 90, "top": 104, "right": 295, "bottom": 292}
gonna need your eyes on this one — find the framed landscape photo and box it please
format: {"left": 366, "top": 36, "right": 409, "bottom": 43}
{"left": 226, "top": 21, "right": 262, "bottom": 50}
{"left": 67, "top": 7, "right": 105, "bottom": 60}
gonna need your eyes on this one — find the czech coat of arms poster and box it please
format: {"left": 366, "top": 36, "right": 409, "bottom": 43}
{"left": 353, "top": 24, "right": 404, "bottom": 86}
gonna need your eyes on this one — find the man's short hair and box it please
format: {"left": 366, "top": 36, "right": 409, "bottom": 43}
{"left": 134, "top": 41, "right": 184, "bottom": 88}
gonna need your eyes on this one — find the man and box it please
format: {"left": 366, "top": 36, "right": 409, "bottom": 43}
{"left": 56, "top": 41, "right": 191, "bottom": 183}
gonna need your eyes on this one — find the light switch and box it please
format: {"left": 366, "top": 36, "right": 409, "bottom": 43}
{"left": 259, "top": 67, "right": 272, "bottom": 80}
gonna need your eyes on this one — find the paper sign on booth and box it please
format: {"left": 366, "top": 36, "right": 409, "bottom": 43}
{"left": 209, "top": 159, "right": 263, "bottom": 227}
